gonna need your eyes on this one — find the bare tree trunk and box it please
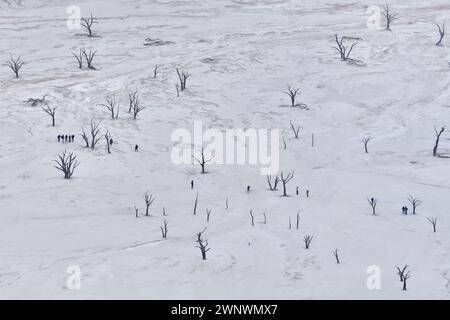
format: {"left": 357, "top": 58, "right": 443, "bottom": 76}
{"left": 143, "top": 192, "right": 155, "bottom": 216}
{"left": 176, "top": 68, "right": 191, "bottom": 91}
{"left": 4, "top": 55, "right": 25, "bottom": 78}
{"left": 42, "top": 105, "right": 57, "bottom": 127}
{"left": 53, "top": 151, "right": 80, "bottom": 179}
{"left": 333, "top": 249, "right": 340, "bottom": 264}
{"left": 367, "top": 197, "right": 377, "bottom": 215}
{"left": 362, "top": 136, "right": 372, "bottom": 153}
{"left": 290, "top": 121, "right": 300, "bottom": 139}
{"left": 280, "top": 171, "right": 295, "bottom": 196}
{"left": 81, "top": 13, "right": 96, "bottom": 37}
{"left": 433, "top": 127, "right": 445, "bottom": 156}
{"left": 435, "top": 23, "right": 445, "bottom": 46}
{"left": 383, "top": 5, "right": 399, "bottom": 31}
{"left": 72, "top": 49, "right": 83, "bottom": 69}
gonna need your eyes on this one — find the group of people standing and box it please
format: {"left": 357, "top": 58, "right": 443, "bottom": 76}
{"left": 57, "top": 134, "right": 75, "bottom": 143}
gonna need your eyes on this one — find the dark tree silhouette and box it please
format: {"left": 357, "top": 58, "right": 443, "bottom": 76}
{"left": 333, "top": 249, "right": 340, "bottom": 264}
{"left": 72, "top": 49, "right": 83, "bottom": 69}
{"left": 435, "top": 23, "right": 445, "bottom": 46}
{"left": 54, "top": 151, "right": 80, "bottom": 179}
{"left": 303, "top": 235, "right": 313, "bottom": 249}
{"left": 433, "top": 127, "right": 445, "bottom": 156}
{"left": 98, "top": 94, "right": 119, "bottom": 119}
{"left": 160, "top": 220, "right": 168, "bottom": 238}
{"left": 383, "top": 5, "right": 399, "bottom": 31}
{"left": 193, "top": 148, "right": 213, "bottom": 174}
{"left": 176, "top": 68, "right": 191, "bottom": 91}
{"left": 407, "top": 196, "right": 421, "bottom": 214}
{"left": 143, "top": 192, "right": 155, "bottom": 216}
{"left": 427, "top": 217, "right": 437, "bottom": 232}
{"left": 81, "top": 13, "right": 96, "bottom": 37}
{"left": 4, "top": 55, "right": 25, "bottom": 78}
{"left": 367, "top": 197, "right": 377, "bottom": 215}
{"left": 290, "top": 121, "right": 300, "bottom": 139}
{"left": 196, "top": 229, "right": 210, "bottom": 260}
{"left": 280, "top": 171, "right": 295, "bottom": 196}
{"left": 362, "top": 136, "right": 372, "bottom": 153}
{"left": 42, "top": 105, "right": 57, "bottom": 127}
{"left": 83, "top": 49, "right": 97, "bottom": 70}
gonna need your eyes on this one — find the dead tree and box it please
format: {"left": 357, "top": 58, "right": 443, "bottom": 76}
{"left": 367, "top": 197, "right": 377, "bottom": 215}
{"left": 4, "top": 55, "right": 25, "bottom": 78}
{"left": 333, "top": 249, "right": 340, "bottom": 264}
{"left": 333, "top": 34, "right": 365, "bottom": 66}
{"left": 362, "top": 136, "right": 372, "bottom": 153}
{"left": 427, "top": 217, "right": 437, "bottom": 232}
{"left": 143, "top": 192, "right": 155, "bottom": 216}
{"left": 402, "top": 271, "right": 411, "bottom": 291}
{"left": 407, "top": 196, "right": 421, "bottom": 214}
{"left": 196, "top": 229, "right": 210, "bottom": 260}
{"left": 98, "top": 94, "right": 119, "bottom": 119}
{"left": 153, "top": 65, "right": 160, "bottom": 78}
{"left": 263, "top": 212, "right": 267, "bottom": 224}
{"left": 89, "top": 120, "right": 101, "bottom": 150}
{"left": 280, "top": 171, "right": 295, "bottom": 196}
{"left": 83, "top": 49, "right": 97, "bottom": 70}
{"left": 206, "top": 208, "right": 211, "bottom": 222}
{"left": 333, "top": 34, "right": 356, "bottom": 61}
{"left": 176, "top": 68, "right": 191, "bottom": 91}
{"left": 72, "top": 49, "right": 83, "bottom": 69}
{"left": 266, "top": 175, "right": 280, "bottom": 191}
{"left": 81, "top": 120, "right": 102, "bottom": 150}
{"left": 435, "top": 23, "right": 445, "bottom": 46}
{"left": 54, "top": 151, "right": 80, "bottom": 179}
{"left": 193, "top": 193, "right": 198, "bottom": 215}
{"left": 284, "top": 86, "right": 300, "bottom": 107}
{"left": 128, "top": 90, "right": 138, "bottom": 113}
{"left": 382, "top": 5, "right": 399, "bottom": 31}
{"left": 282, "top": 137, "right": 287, "bottom": 150}
{"left": 303, "top": 235, "right": 313, "bottom": 249}
{"left": 290, "top": 121, "right": 300, "bottom": 139}
{"left": 134, "top": 206, "right": 139, "bottom": 218}
{"left": 131, "top": 93, "right": 145, "bottom": 120}
{"left": 296, "top": 212, "right": 300, "bottom": 230}
{"left": 24, "top": 94, "right": 48, "bottom": 107}
{"left": 105, "top": 131, "right": 112, "bottom": 154}
{"left": 433, "top": 127, "right": 445, "bottom": 156}
{"left": 42, "top": 105, "right": 57, "bottom": 127}
{"left": 396, "top": 265, "right": 409, "bottom": 282}
{"left": 81, "top": 13, "right": 96, "bottom": 37}
{"left": 81, "top": 128, "right": 90, "bottom": 148}
{"left": 193, "top": 148, "right": 212, "bottom": 174}
{"left": 160, "top": 220, "right": 168, "bottom": 238}
{"left": 289, "top": 217, "right": 292, "bottom": 230}
{"left": 225, "top": 197, "right": 229, "bottom": 210}
{"left": 250, "top": 210, "right": 254, "bottom": 226}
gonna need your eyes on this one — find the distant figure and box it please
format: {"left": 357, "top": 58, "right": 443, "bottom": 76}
{"left": 68, "top": 135, "right": 72, "bottom": 143}
{"left": 306, "top": 190, "right": 310, "bottom": 198}
{"left": 57, "top": 135, "right": 61, "bottom": 142}
{"left": 60, "top": 134, "right": 64, "bottom": 142}
{"left": 135, "top": 144, "right": 139, "bottom": 152}
{"left": 404, "top": 206, "right": 409, "bottom": 215}
{"left": 246, "top": 185, "right": 251, "bottom": 193}
{"left": 71, "top": 135, "right": 75, "bottom": 142}
{"left": 296, "top": 186, "right": 299, "bottom": 195}
{"left": 109, "top": 138, "right": 113, "bottom": 145}
{"left": 402, "top": 206, "right": 406, "bottom": 215}
{"left": 191, "top": 180, "right": 194, "bottom": 189}
{"left": 65, "top": 135, "right": 68, "bottom": 143}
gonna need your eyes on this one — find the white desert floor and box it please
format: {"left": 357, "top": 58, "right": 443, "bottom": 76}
{"left": 0, "top": 0, "right": 449, "bottom": 299}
